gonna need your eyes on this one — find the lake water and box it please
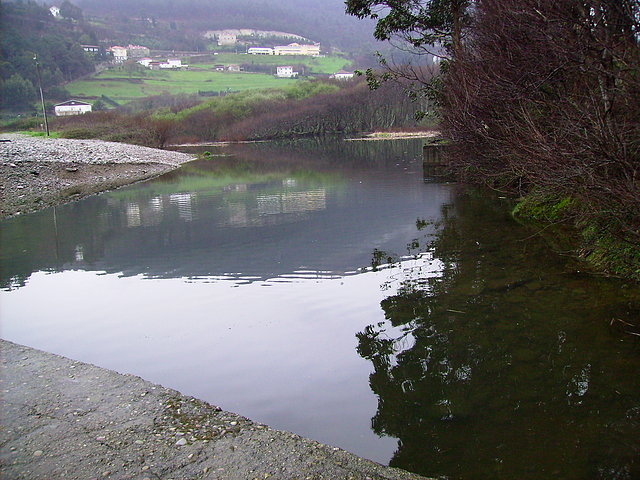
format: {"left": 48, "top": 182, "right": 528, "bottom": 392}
{"left": 1, "top": 138, "right": 638, "bottom": 479}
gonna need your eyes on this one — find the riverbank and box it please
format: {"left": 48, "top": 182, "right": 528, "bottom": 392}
{"left": 512, "top": 193, "right": 640, "bottom": 282}
{"left": 0, "top": 340, "right": 427, "bottom": 480}
{"left": 0, "top": 133, "right": 195, "bottom": 219}
{"left": 346, "top": 131, "right": 440, "bottom": 141}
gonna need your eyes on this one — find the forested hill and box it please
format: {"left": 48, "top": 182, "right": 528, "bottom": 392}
{"left": 0, "top": 1, "right": 96, "bottom": 110}
{"left": 74, "top": 0, "right": 378, "bottom": 51}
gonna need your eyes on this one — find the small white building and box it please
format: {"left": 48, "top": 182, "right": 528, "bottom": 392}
{"left": 137, "top": 57, "right": 153, "bottom": 67}
{"left": 331, "top": 70, "right": 355, "bottom": 80}
{"left": 159, "top": 58, "right": 183, "bottom": 69}
{"left": 81, "top": 45, "right": 100, "bottom": 54}
{"left": 108, "top": 46, "right": 128, "bottom": 63}
{"left": 54, "top": 100, "right": 92, "bottom": 116}
{"left": 248, "top": 47, "right": 274, "bottom": 55}
{"left": 49, "top": 6, "right": 60, "bottom": 17}
{"left": 276, "top": 66, "right": 298, "bottom": 78}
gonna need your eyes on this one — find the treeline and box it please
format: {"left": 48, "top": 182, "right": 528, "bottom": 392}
{"left": 85, "top": 13, "right": 206, "bottom": 52}
{"left": 441, "top": 0, "right": 639, "bottom": 278}
{"left": 223, "top": 81, "right": 427, "bottom": 140}
{"left": 0, "top": 0, "right": 96, "bottom": 111}
{"left": 53, "top": 79, "right": 433, "bottom": 146}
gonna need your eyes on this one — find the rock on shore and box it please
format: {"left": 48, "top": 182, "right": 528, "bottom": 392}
{"left": 0, "top": 133, "right": 195, "bottom": 219}
{"left": 0, "top": 340, "right": 429, "bottom": 480}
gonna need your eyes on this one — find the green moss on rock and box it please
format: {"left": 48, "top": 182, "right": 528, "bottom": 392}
{"left": 512, "top": 193, "right": 640, "bottom": 282}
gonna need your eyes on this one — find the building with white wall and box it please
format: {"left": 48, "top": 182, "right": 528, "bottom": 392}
{"left": 248, "top": 47, "right": 274, "bottom": 55}
{"left": 160, "top": 59, "right": 183, "bottom": 69}
{"left": 276, "top": 66, "right": 298, "bottom": 78}
{"left": 54, "top": 100, "right": 92, "bottom": 116}
{"left": 274, "top": 43, "right": 320, "bottom": 56}
{"left": 108, "top": 46, "right": 128, "bottom": 63}
{"left": 331, "top": 70, "right": 355, "bottom": 80}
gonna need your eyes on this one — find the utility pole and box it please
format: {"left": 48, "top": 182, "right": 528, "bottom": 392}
{"left": 34, "top": 54, "right": 50, "bottom": 136}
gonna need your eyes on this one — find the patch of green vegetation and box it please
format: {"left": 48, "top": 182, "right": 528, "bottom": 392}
{"left": 581, "top": 224, "right": 640, "bottom": 281}
{"left": 424, "top": 137, "right": 450, "bottom": 145}
{"left": 512, "top": 192, "right": 640, "bottom": 281}
{"left": 60, "top": 128, "right": 102, "bottom": 139}
{"left": 65, "top": 69, "right": 298, "bottom": 104}
{"left": 512, "top": 195, "right": 574, "bottom": 222}
{"left": 160, "top": 80, "right": 339, "bottom": 123}
{"left": 193, "top": 53, "right": 351, "bottom": 74}
{"left": 19, "top": 130, "right": 61, "bottom": 138}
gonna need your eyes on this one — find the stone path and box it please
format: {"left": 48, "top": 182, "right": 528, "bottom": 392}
{"left": 1, "top": 340, "right": 428, "bottom": 480}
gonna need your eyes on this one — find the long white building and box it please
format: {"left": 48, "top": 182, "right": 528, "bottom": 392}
{"left": 248, "top": 47, "right": 274, "bottom": 55}
{"left": 274, "top": 43, "right": 320, "bottom": 56}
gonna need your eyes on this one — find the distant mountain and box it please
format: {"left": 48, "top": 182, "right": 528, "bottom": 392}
{"left": 73, "top": 0, "right": 380, "bottom": 52}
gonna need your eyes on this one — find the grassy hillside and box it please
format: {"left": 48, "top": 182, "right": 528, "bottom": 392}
{"left": 192, "top": 54, "right": 350, "bottom": 74}
{"left": 65, "top": 69, "right": 299, "bottom": 104}
{"left": 65, "top": 54, "right": 351, "bottom": 104}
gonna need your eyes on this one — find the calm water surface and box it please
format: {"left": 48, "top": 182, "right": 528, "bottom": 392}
{"left": 1, "top": 138, "right": 638, "bottom": 479}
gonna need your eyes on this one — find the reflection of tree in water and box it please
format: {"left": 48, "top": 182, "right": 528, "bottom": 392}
{"left": 358, "top": 191, "right": 640, "bottom": 480}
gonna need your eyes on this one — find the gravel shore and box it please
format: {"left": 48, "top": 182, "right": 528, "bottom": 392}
{"left": 0, "top": 133, "right": 195, "bottom": 219}
{"left": 1, "top": 340, "right": 428, "bottom": 480}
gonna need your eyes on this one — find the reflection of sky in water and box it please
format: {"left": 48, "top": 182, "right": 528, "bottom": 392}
{"left": 1, "top": 255, "right": 442, "bottom": 463}
{"left": 0, "top": 139, "right": 449, "bottom": 463}
{"left": 0, "top": 143, "right": 450, "bottom": 286}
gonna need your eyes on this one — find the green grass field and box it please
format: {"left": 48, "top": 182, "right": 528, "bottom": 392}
{"left": 65, "top": 53, "right": 351, "bottom": 104}
{"left": 66, "top": 69, "right": 299, "bottom": 104}
{"left": 191, "top": 53, "right": 351, "bottom": 74}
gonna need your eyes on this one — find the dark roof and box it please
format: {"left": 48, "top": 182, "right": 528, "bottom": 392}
{"left": 55, "top": 100, "right": 92, "bottom": 107}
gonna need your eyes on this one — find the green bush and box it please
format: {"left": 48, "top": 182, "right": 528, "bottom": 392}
{"left": 512, "top": 195, "right": 574, "bottom": 222}
{"left": 61, "top": 128, "right": 100, "bottom": 139}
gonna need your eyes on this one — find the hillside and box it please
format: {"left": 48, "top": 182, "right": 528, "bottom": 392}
{"left": 0, "top": 0, "right": 96, "bottom": 111}
{"left": 74, "top": 0, "right": 380, "bottom": 53}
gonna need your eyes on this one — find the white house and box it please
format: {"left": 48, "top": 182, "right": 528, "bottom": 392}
{"left": 274, "top": 43, "right": 320, "bottom": 56}
{"left": 137, "top": 57, "right": 153, "bottom": 67}
{"left": 81, "top": 45, "right": 100, "bottom": 54}
{"left": 248, "top": 47, "right": 274, "bottom": 55}
{"left": 331, "top": 70, "right": 355, "bottom": 80}
{"left": 108, "top": 46, "right": 128, "bottom": 63}
{"left": 49, "top": 6, "right": 60, "bottom": 17}
{"left": 276, "top": 66, "right": 298, "bottom": 78}
{"left": 159, "top": 58, "right": 183, "bottom": 69}
{"left": 54, "top": 100, "right": 92, "bottom": 116}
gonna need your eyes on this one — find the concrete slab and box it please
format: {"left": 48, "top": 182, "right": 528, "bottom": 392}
{"left": 1, "top": 340, "right": 428, "bottom": 480}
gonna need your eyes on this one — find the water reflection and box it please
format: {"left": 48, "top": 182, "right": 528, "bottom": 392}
{"left": 1, "top": 139, "right": 443, "bottom": 289}
{"left": 358, "top": 192, "right": 640, "bottom": 479}
{"left": 1, "top": 138, "right": 638, "bottom": 478}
